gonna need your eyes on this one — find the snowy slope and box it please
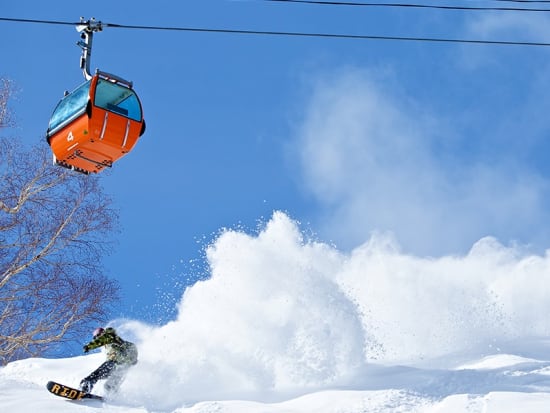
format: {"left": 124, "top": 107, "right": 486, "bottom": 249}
{"left": 2, "top": 212, "right": 550, "bottom": 412}
{"left": 2, "top": 349, "right": 550, "bottom": 412}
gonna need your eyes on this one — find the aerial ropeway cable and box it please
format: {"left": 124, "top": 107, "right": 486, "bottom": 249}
{"left": 2, "top": 16, "right": 550, "bottom": 47}
{"left": 262, "top": 0, "right": 550, "bottom": 12}
{"left": 98, "top": 20, "right": 550, "bottom": 48}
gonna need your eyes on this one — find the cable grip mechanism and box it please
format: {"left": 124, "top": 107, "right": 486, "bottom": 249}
{"left": 76, "top": 17, "right": 104, "bottom": 80}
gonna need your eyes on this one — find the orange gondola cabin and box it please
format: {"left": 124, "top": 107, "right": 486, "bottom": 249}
{"left": 46, "top": 70, "right": 145, "bottom": 174}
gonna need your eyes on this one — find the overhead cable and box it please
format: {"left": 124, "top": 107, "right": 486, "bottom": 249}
{"left": 0, "top": 17, "right": 76, "bottom": 26}
{"left": 263, "top": 0, "right": 550, "bottom": 12}
{"left": 482, "top": 1, "right": 550, "bottom": 3}
{"left": 1, "top": 16, "right": 550, "bottom": 48}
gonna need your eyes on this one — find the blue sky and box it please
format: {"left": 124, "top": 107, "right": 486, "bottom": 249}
{"left": 2, "top": 0, "right": 550, "bottom": 325}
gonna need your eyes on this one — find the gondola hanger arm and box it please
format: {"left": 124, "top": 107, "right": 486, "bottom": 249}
{"left": 76, "top": 17, "right": 103, "bottom": 81}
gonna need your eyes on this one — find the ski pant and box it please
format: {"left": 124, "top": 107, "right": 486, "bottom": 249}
{"left": 82, "top": 360, "right": 130, "bottom": 393}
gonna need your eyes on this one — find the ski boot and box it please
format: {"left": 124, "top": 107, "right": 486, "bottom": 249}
{"left": 79, "top": 379, "right": 93, "bottom": 393}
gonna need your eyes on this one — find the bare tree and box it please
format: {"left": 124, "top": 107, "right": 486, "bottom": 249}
{"left": 0, "top": 78, "right": 15, "bottom": 128}
{"left": 0, "top": 78, "right": 120, "bottom": 364}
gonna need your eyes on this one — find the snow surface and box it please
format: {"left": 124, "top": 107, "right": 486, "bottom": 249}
{"left": 2, "top": 212, "right": 550, "bottom": 412}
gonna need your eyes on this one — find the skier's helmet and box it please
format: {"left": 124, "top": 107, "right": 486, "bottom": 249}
{"left": 93, "top": 327, "right": 105, "bottom": 338}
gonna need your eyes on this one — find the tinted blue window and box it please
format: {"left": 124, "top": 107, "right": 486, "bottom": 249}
{"left": 48, "top": 80, "right": 91, "bottom": 132}
{"left": 94, "top": 79, "right": 142, "bottom": 121}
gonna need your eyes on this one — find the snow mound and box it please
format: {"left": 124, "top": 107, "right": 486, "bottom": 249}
{"left": 3, "top": 212, "right": 550, "bottom": 412}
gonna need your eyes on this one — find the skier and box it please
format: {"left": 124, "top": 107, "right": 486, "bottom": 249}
{"left": 79, "top": 327, "right": 138, "bottom": 394}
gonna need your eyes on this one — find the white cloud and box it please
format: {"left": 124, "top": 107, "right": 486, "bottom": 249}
{"left": 295, "top": 68, "right": 549, "bottom": 255}
{"left": 457, "top": 12, "right": 550, "bottom": 69}
{"left": 466, "top": 13, "right": 550, "bottom": 41}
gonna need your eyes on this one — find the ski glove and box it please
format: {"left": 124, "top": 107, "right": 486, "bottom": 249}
{"left": 83, "top": 345, "right": 90, "bottom": 353}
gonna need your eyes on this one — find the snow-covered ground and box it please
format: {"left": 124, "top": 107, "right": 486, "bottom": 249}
{"left": 2, "top": 349, "right": 550, "bottom": 412}
{"left": 2, "top": 212, "right": 550, "bottom": 412}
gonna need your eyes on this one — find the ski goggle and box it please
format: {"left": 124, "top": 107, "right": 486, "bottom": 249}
{"left": 93, "top": 327, "right": 105, "bottom": 338}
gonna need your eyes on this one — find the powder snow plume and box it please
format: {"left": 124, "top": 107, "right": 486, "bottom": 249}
{"left": 116, "top": 211, "right": 550, "bottom": 411}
